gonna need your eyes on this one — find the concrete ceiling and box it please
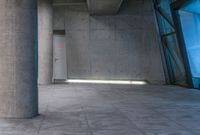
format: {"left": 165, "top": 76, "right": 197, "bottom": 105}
{"left": 87, "top": 0, "right": 123, "bottom": 15}
{"left": 53, "top": 0, "right": 123, "bottom": 15}
{"left": 53, "top": 0, "right": 86, "bottom": 3}
{"left": 53, "top": 0, "right": 86, "bottom": 5}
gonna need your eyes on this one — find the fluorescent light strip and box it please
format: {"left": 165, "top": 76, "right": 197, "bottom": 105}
{"left": 66, "top": 79, "right": 147, "bottom": 85}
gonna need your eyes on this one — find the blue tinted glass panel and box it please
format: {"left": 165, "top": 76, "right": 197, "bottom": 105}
{"left": 182, "top": 0, "right": 200, "bottom": 14}
{"left": 179, "top": 11, "right": 200, "bottom": 79}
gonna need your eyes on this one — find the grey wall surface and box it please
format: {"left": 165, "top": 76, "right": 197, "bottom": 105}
{"left": 38, "top": 0, "right": 53, "bottom": 85}
{"left": 0, "top": 0, "right": 38, "bottom": 118}
{"left": 53, "top": 0, "right": 165, "bottom": 84}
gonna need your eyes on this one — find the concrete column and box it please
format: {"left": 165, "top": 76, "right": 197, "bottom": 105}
{"left": 0, "top": 0, "right": 38, "bottom": 118}
{"left": 38, "top": 0, "right": 53, "bottom": 85}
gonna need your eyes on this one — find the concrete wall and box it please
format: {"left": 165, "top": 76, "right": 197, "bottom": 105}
{"left": 53, "top": 0, "right": 165, "bottom": 84}
{"left": 38, "top": 0, "right": 53, "bottom": 85}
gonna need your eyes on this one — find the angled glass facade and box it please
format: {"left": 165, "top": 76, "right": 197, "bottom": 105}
{"left": 175, "top": 0, "right": 200, "bottom": 89}
{"left": 153, "top": 0, "right": 187, "bottom": 86}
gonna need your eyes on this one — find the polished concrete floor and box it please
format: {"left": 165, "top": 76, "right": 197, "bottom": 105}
{"left": 1, "top": 84, "right": 200, "bottom": 135}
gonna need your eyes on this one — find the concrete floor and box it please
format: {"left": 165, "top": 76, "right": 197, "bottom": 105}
{"left": 1, "top": 84, "right": 200, "bottom": 135}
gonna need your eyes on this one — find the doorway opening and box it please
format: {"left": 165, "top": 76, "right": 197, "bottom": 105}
{"left": 53, "top": 30, "right": 67, "bottom": 82}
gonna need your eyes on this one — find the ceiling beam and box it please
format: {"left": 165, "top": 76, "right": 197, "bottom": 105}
{"left": 53, "top": 0, "right": 86, "bottom": 6}
{"left": 87, "top": 0, "right": 123, "bottom": 15}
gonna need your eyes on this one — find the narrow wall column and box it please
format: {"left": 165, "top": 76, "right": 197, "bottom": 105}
{"left": 0, "top": 0, "right": 38, "bottom": 118}
{"left": 38, "top": 0, "right": 53, "bottom": 85}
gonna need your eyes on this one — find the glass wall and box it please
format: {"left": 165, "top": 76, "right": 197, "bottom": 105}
{"left": 154, "top": 0, "right": 200, "bottom": 89}
{"left": 176, "top": 2, "right": 200, "bottom": 89}
{"left": 153, "top": 0, "right": 187, "bottom": 86}
{"left": 165, "top": 0, "right": 200, "bottom": 89}
{"left": 179, "top": 11, "right": 200, "bottom": 78}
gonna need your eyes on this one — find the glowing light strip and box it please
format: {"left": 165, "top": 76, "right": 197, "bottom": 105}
{"left": 66, "top": 79, "right": 147, "bottom": 85}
